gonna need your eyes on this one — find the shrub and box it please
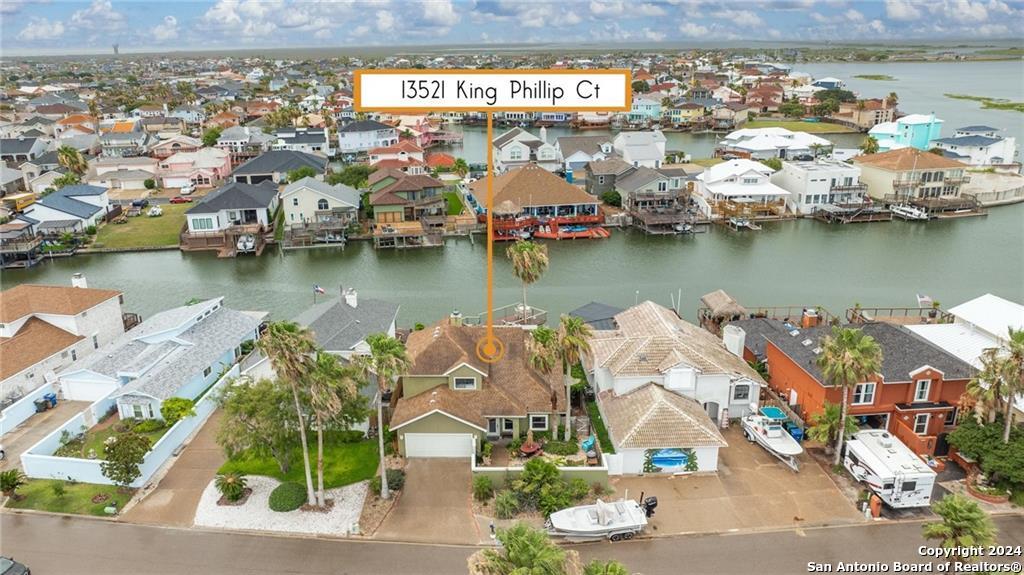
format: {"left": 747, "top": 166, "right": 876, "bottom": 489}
{"left": 215, "top": 472, "right": 248, "bottom": 502}
{"left": 567, "top": 477, "right": 590, "bottom": 501}
{"left": 511, "top": 458, "right": 561, "bottom": 510}
{"left": 239, "top": 339, "right": 255, "bottom": 356}
{"left": 473, "top": 475, "right": 494, "bottom": 502}
{"left": 0, "top": 469, "right": 28, "bottom": 496}
{"left": 508, "top": 437, "right": 523, "bottom": 454}
{"left": 599, "top": 190, "right": 622, "bottom": 207}
{"left": 51, "top": 481, "right": 67, "bottom": 498}
{"left": 543, "top": 440, "right": 579, "bottom": 456}
{"left": 494, "top": 490, "right": 519, "bottom": 519}
{"left": 160, "top": 397, "right": 196, "bottom": 426}
{"left": 133, "top": 419, "right": 166, "bottom": 434}
{"left": 481, "top": 441, "right": 494, "bottom": 459}
{"left": 585, "top": 400, "right": 616, "bottom": 454}
{"left": 414, "top": 323, "right": 425, "bottom": 331}
{"left": 144, "top": 178, "right": 156, "bottom": 189}
{"left": 332, "top": 429, "right": 366, "bottom": 444}
{"left": 371, "top": 469, "right": 406, "bottom": 496}
{"left": 538, "top": 482, "right": 573, "bottom": 516}
{"left": 268, "top": 482, "right": 306, "bottom": 512}
{"left": 85, "top": 225, "right": 97, "bottom": 235}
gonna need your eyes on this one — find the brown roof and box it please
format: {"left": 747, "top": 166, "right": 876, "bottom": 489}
{"left": 367, "top": 167, "right": 405, "bottom": 186}
{"left": 700, "top": 289, "right": 747, "bottom": 318}
{"left": 599, "top": 384, "right": 728, "bottom": 449}
{"left": 853, "top": 148, "right": 969, "bottom": 171}
{"left": 370, "top": 174, "right": 445, "bottom": 206}
{"left": 391, "top": 323, "right": 566, "bottom": 429}
{"left": 469, "top": 164, "right": 596, "bottom": 208}
{"left": 370, "top": 141, "right": 423, "bottom": 155}
{"left": 0, "top": 317, "right": 83, "bottom": 380}
{"left": 0, "top": 284, "right": 122, "bottom": 323}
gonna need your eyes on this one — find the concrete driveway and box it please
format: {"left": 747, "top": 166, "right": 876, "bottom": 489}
{"left": 611, "top": 425, "right": 864, "bottom": 536}
{"left": 375, "top": 458, "right": 477, "bottom": 544}
{"left": 122, "top": 411, "right": 226, "bottom": 527}
{"left": 0, "top": 400, "right": 89, "bottom": 470}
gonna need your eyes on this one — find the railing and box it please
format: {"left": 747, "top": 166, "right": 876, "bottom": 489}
{"left": 745, "top": 305, "right": 837, "bottom": 326}
{"left": 829, "top": 183, "right": 868, "bottom": 194}
{"left": 462, "top": 303, "right": 548, "bottom": 327}
{"left": 846, "top": 306, "right": 952, "bottom": 324}
{"left": 122, "top": 312, "right": 142, "bottom": 331}
{"left": 943, "top": 176, "right": 971, "bottom": 185}
{"left": 892, "top": 180, "right": 922, "bottom": 191}
{"left": 0, "top": 236, "right": 42, "bottom": 253}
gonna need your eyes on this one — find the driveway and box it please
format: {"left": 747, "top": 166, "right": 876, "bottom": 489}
{"left": 611, "top": 425, "right": 864, "bottom": 535}
{"left": 375, "top": 459, "right": 477, "bottom": 544}
{"left": 122, "top": 411, "right": 225, "bottom": 527}
{"left": 0, "top": 400, "right": 90, "bottom": 470}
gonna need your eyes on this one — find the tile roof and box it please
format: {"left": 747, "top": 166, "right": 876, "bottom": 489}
{"left": 0, "top": 317, "right": 83, "bottom": 380}
{"left": 469, "top": 164, "right": 596, "bottom": 209}
{"left": 853, "top": 148, "right": 968, "bottom": 171}
{"left": 600, "top": 384, "right": 728, "bottom": 449}
{"left": 292, "top": 295, "right": 399, "bottom": 352}
{"left": 0, "top": 284, "right": 122, "bottom": 323}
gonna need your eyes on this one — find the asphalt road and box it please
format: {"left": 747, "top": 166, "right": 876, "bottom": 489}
{"left": 1, "top": 512, "right": 1022, "bottom": 575}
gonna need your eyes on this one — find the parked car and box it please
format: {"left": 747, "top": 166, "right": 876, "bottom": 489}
{"left": 169, "top": 196, "right": 194, "bottom": 204}
{"left": 0, "top": 557, "right": 30, "bottom": 575}
{"left": 179, "top": 182, "right": 196, "bottom": 195}
{"left": 130, "top": 199, "right": 150, "bottom": 209}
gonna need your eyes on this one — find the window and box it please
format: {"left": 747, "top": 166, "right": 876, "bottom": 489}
{"left": 914, "top": 413, "right": 929, "bottom": 435}
{"left": 92, "top": 335, "right": 99, "bottom": 349}
{"left": 733, "top": 384, "right": 750, "bottom": 401}
{"left": 71, "top": 349, "right": 77, "bottom": 361}
{"left": 597, "top": 176, "right": 605, "bottom": 184}
{"left": 914, "top": 379, "right": 930, "bottom": 402}
{"left": 742, "top": 177, "right": 758, "bottom": 184}
{"left": 317, "top": 199, "right": 329, "bottom": 210}
{"left": 192, "top": 217, "right": 215, "bottom": 230}
{"left": 203, "top": 366, "right": 213, "bottom": 377}
{"left": 657, "top": 181, "right": 668, "bottom": 191}
{"left": 503, "top": 418, "right": 515, "bottom": 432}
{"left": 944, "top": 408, "right": 957, "bottom": 426}
{"left": 292, "top": 198, "right": 299, "bottom": 206}
{"left": 133, "top": 404, "right": 144, "bottom": 419}
{"left": 61, "top": 350, "right": 69, "bottom": 359}
{"left": 509, "top": 148, "right": 522, "bottom": 161}
{"left": 901, "top": 481, "right": 917, "bottom": 492}
{"left": 530, "top": 415, "right": 548, "bottom": 431}
{"left": 453, "top": 377, "right": 476, "bottom": 390}
{"left": 852, "top": 382, "right": 876, "bottom": 405}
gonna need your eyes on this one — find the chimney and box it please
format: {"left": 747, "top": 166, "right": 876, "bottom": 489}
{"left": 722, "top": 324, "right": 746, "bottom": 358}
{"left": 71, "top": 273, "right": 88, "bottom": 289}
{"left": 449, "top": 309, "right": 463, "bottom": 326}
{"left": 539, "top": 125, "right": 547, "bottom": 144}
{"left": 344, "top": 288, "right": 358, "bottom": 308}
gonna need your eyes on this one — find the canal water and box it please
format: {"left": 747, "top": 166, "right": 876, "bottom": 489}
{"left": 4, "top": 202, "right": 1021, "bottom": 326}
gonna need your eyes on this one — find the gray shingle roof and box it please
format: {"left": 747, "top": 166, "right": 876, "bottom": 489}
{"left": 0, "top": 138, "right": 40, "bottom": 154}
{"left": 616, "top": 166, "right": 667, "bottom": 192}
{"left": 338, "top": 120, "right": 392, "bottom": 133}
{"left": 232, "top": 150, "right": 326, "bottom": 176}
{"left": 186, "top": 180, "right": 278, "bottom": 214}
{"left": 293, "top": 294, "right": 399, "bottom": 353}
{"left": 569, "top": 301, "right": 624, "bottom": 331}
{"left": 282, "top": 177, "right": 359, "bottom": 208}
{"left": 933, "top": 135, "right": 1002, "bottom": 147}
{"left": 557, "top": 135, "right": 612, "bottom": 158}
{"left": 36, "top": 188, "right": 104, "bottom": 219}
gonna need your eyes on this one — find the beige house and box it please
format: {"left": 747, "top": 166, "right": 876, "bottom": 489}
{"left": 853, "top": 148, "right": 974, "bottom": 212}
{"left": 390, "top": 320, "right": 567, "bottom": 458}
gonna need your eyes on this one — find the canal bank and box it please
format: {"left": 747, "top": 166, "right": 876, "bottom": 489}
{"left": 3, "top": 202, "right": 1021, "bottom": 326}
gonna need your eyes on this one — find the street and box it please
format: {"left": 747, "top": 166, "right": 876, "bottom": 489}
{"left": 1, "top": 512, "right": 1022, "bottom": 575}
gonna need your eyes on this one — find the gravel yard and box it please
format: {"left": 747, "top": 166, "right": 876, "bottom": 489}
{"left": 194, "top": 475, "right": 368, "bottom": 536}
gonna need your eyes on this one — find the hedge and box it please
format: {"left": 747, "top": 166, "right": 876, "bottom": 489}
{"left": 268, "top": 482, "right": 306, "bottom": 512}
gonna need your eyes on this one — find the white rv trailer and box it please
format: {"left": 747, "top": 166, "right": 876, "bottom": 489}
{"left": 843, "top": 429, "right": 937, "bottom": 509}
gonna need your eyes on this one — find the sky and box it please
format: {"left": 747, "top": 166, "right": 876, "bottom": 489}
{"left": 2, "top": 0, "right": 1023, "bottom": 56}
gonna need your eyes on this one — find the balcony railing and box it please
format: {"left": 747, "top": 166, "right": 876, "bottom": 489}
{"left": 0, "top": 236, "right": 42, "bottom": 253}
{"left": 829, "top": 183, "right": 868, "bottom": 194}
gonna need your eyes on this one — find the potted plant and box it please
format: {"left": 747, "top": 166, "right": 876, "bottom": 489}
{"left": 929, "top": 301, "right": 941, "bottom": 319}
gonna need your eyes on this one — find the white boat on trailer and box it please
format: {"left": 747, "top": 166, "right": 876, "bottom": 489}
{"left": 546, "top": 496, "right": 657, "bottom": 542}
{"left": 741, "top": 405, "right": 803, "bottom": 472}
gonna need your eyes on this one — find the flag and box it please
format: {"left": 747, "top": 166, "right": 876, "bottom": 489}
{"left": 313, "top": 285, "right": 325, "bottom": 295}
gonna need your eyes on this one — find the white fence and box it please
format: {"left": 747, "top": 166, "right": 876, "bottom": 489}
{"left": 21, "top": 364, "right": 239, "bottom": 488}
{"left": 0, "top": 383, "right": 56, "bottom": 437}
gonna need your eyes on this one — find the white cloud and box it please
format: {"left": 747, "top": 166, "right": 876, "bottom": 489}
{"left": 678, "top": 21, "right": 710, "bottom": 37}
{"left": 843, "top": 8, "right": 865, "bottom": 21}
{"left": 423, "top": 0, "right": 459, "bottom": 25}
{"left": 590, "top": 1, "right": 626, "bottom": 16}
{"left": 637, "top": 3, "right": 668, "bottom": 16}
{"left": 1, "top": 0, "right": 27, "bottom": 15}
{"left": 867, "top": 19, "right": 886, "bottom": 34}
{"left": 885, "top": 0, "right": 923, "bottom": 21}
{"left": 715, "top": 9, "right": 763, "bottom": 27}
{"left": 809, "top": 12, "right": 829, "bottom": 22}
{"left": 70, "top": 0, "right": 125, "bottom": 31}
{"left": 375, "top": 10, "right": 395, "bottom": 33}
{"left": 151, "top": 16, "right": 179, "bottom": 41}
{"left": 767, "top": 29, "right": 783, "bottom": 38}
{"left": 643, "top": 27, "right": 667, "bottom": 41}
{"left": 313, "top": 28, "right": 332, "bottom": 39}
{"left": 17, "top": 17, "right": 65, "bottom": 41}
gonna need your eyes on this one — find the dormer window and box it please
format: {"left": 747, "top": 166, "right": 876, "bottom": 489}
{"left": 914, "top": 379, "right": 930, "bottom": 402}
{"left": 453, "top": 377, "right": 476, "bottom": 390}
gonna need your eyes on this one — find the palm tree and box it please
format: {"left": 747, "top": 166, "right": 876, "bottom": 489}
{"left": 922, "top": 494, "right": 996, "bottom": 562}
{"left": 452, "top": 158, "right": 469, "bottom": 178}
{"left": 859, "top": 136, "right": 880, "bottom": 155}
{"left": 886, "top": 91, "right": 899, "bottom": 108}
{"left": 969, "top": 328, "right": 1024, "bottom": 443}
{"left": 817, "top": 326, "right": 883, "bottom": 466}
{"left": 480, "top": 523, "right": 567, "bottom": 575}
{"left": 257, "top": 321, "right": 318, "bottom": 507}
{"left": 307, "top": 352, "right": 362, "bottom": 507}
{"left": 557, "top": 315, "right": 592, "bottom": 440}
{"left": 506, "top": 240, "right": 549, "bottom": 323}
{"left": 528, "top": 326, "right": 558, "bottom": 375}
{"left": 806, "top": 401, "right": 858, "bottom": 455}
{"left": 57, "top": 145, "right": 87, "bottom": 175}
{"left": 357, "top": 333, "right": 410, "bottom": 500}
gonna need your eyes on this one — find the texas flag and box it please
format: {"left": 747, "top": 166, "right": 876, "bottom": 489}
{"left": 313, "top": 285, "right": 326, "bottom": 294}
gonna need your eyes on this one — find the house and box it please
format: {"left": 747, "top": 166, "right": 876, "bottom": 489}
{"left": 555, "top": 135, "right": 614, "bottom": 175}
{"left": 712, "top": 102, "right": 751, "bottom": 130}
{"left": 184, "top": 180, "right": 279, "bottom": 233}
{"left": 272, "top": 127, "right": 333, "bottom": 156}
{"left": 665, "top": 102, "right": 706, "bottom": 126}
{"left": 99, "top": 131, "right": 152, "bottom": 157}
{"left": 0, "top": 166, "right": 23, "bottom": 195}
{"left": 492, "top": 127, "right": 560, "bottom": 173}
{"left": 812, "top": 77, "right": 845, "bottom": 90}
{"left": 627, "top": 94, "right": 662, "bottom": 124}
{"left": 216, "top": 126, "right": 273, "bottom": 167}
{"left": 159, "top": 148, "right": 231, "bottom": 190}
{"left": 614, "top": 165, "right": 692, "bottom": 233}
{"left": 771, "top": 159, "right": 868, "bottom": 215}
{"left": 390, "top": 319, "right": 567, "bottom": 457}
{"left": 17, "top": 150, "right": 61, "bottom": 184}
{"left": 132, "top": 104, "right": 166, "bottom": 119}
{"left": 293, "top": 287, "right": 399, "bottom": 360}
{"left": 931, "top": 126, "right": 1017, "bottom": 167}
{"left": 25, "top": 170, "right": 67, "bottom": 195}
{"left": 1, "top": 137, "right": 49, "bottom": 164}
{"left": 694, "top": 159, "right": 790, "bottom": 219}
{"left": 853, "top": 148, "right": 972, "bottom": 212}
{"left": 831, "top": 99, "right": 896, "bottom": 131}
{"left": 906, "top": 294, "right": 1024, "bottom": 422}
{"left": 0, "top": 221, "right": 43, "bottom": 269}
{"left": 719, "top": 127, "right": 832, "bottom": 160}
{"left": 58, "top": 298, "right": 262, "bottom": 419}
{"left": 206, "top": 111, "right": 241, "bottom": 130}
{"left": 231, "top": 150, "right": 326, "bottom": 184}
{"left": 369, "top": 173, "right": 446, "bottom": 224}
{"left": 17, "top": 184, "right": 110, "bottom": 233}
{"left": 336, "top": 120, "right": 398, "bottom": 154}
{"left": 0, "top": 279, "right": 126, "bottom": 401}
{"left": 140, "top": 116, "right": 185, "bottom": 136}
{"left": 584, "top": 158, "right": 637, "bottom": 197}
{"left": 281, "top": 176, "right": 360, "bottom": 228}
{"left": 368, "top": 141, "right": 427, "bottom": 174}
{"left": 55, "top": 114, "right": 97, "bottom": 139}
{"left": 744, "top": 84, "right": 784, "bottom": 113}
{"left": 88, "top": 157, "right": 158, "bottom": 192}
{"left": 151, "top": 135, "right": 203, "bottom": 159}
{"left": 727, "top": 319, "right": 975, "bottom": 456}
{"left": 469, "top": 164, "right": 600, "bottom": 223}
{"left": 612, "top": 130, "right": 666, "bottom": 168}
{"left": 583, "top": 301, "right": 763, "bottom": 473}
{"left": 869, "top": 114, "right": 944, "bottom": 152}
{"left": 169, "top": 106, "right": 207, "bottom": 126}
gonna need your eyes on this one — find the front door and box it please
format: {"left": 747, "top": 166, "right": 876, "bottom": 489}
{"left": 704, "top": 401, "right": 720, "bottom": 421}
{"left": 487, "top": 418, "right": 499, "bottom": 437}
{"left": 502, "top": 418, "right": 515, "bottom": 437}
{"left": 935, "top": 432, "right": 950, "bottom": 456}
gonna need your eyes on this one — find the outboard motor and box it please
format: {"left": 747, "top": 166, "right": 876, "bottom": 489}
{"left": 641, "top": 496, "right": 658, "bottom": 518}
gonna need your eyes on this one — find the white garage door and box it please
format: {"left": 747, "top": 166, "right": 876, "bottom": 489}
{"left": 404, "top": 433, "right": 474, "bottom": 458}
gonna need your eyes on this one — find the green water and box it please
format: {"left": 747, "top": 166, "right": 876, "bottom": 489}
{"left": 4, "top": 203, "right": 1021, "bottom": 325}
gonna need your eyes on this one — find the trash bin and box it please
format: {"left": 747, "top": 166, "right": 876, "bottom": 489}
{"left": 44, "top": 392, "right": 58, "bottom": 408}
{"left": 33, "top": 398, "right": 49, "bottom": 413}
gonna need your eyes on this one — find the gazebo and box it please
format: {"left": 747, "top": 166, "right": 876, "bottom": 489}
{"left": 698, "top": 289, "right": 747, "bottom": 333}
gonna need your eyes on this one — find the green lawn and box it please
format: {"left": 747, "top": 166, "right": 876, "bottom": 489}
{"left": 218, "top": 436, "right": 379, "bottom": 489}
{"left": 94, "top": 203, "right": 190, "bottom": 249}
{"left": 5, "top": 479, "right": 133, "bottom": 517}
{"left": 744, "top": 120, "right": 857, "bottom": 133}
{"left": 80, "top": 425, "right": 170, "bottom": 459}
{"left": 444, "top": 191, "right": 464, "bottom": 216}
{"left": 585, "top": 400, "right": 616, "bottom": 455}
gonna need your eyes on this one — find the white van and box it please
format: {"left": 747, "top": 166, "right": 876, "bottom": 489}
{"left": 180, "top": 182, "right": 196, "bottom": 195}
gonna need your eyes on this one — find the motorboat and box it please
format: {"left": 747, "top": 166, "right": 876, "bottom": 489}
{"left": 674, "top": 223, "right": 694, "bottom": 234}
{"left": 741, "top": 405, "right": 803, "bottom": 471}
{"left": 891, "top": 204, "right": 929, "bottom": 221}
{"left": 147, "top": 206, "right": 163, "bottom": 217}
{"left": 546, "top": 497, "right": 657, "bottom": 541}
{"left": 236, "top": 234, "right": 256, "bottom": 252}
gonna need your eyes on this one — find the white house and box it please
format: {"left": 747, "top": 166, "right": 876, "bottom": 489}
{"left": 58, "top": 298, "right": 262, "bottom": 419}
{"left": 17, "top": 184, "right": 111, "bottom": 232}
{"left": 612, "top": 130, "right": 666, "bottom": 168}
{"left": 555, "top": 135, "right": 614, "bottom": 174}
{"left": 293, "top": 287, "right": 400, "bottom": 360}
{"left": 281, "top": 176, "right": 360, "bottom": 227}
{"left": 272, "top": 127, "right": 333, "bottom": 156}
{"left": 771, "top": 159, "right": 867, "bottom": 215}
{"left": 720, "top": 127, "right": 832, "bottom": 160}
{"left": 694, "top": 159, "right": 790, "bottom": 218}
{"left": 583, "top": 301, "right": 763, "bottom": 474}
{"left": 0, "top": 278, "right": 126, "bottom": 401}
{"left": 185, "top": 180, "right": 279, "bottom": 233}
{"left": 932, "top": 125, "right": 1017, "bottom": 167}
{"left": 88, "top": 157, "right": 158, "bottom": 191}
{"left": 336, "top": 120, "right": 397, "bottom": 154}
{"left": 491, "top": 127, "right": 560, "bottom": 173}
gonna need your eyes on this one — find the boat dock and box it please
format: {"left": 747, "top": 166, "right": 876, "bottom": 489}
{"left": 814, "top": 204, "right": 892, "bottom": 224}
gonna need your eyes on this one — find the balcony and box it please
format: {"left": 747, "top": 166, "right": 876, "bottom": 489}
{"left": 829, "top": 183, "right": 868, "bottom": 194}
{"left": 892, "top": 179, "right": 922, "bottom": 192}
{"left": 0, "top": 236, "right": 42, "bottom": 254}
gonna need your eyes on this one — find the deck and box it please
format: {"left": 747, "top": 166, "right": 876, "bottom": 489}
{"left": 814, "top": 204, "right": 892, "bottom": 224}
{"left": 372, "top": 221, "right": 443, "bottom": 249}
{"left": 846, "top": 306, "right": 952, "bottom": 326}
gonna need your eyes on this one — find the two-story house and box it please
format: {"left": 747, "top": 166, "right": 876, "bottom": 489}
{"left": 280, "top": 176, "right": 360, "bottom": 229}
{"left": 150, "top": 135, "right": 203, "bottom": 160}
{"left": 728, "top": 319, "right": 975, "bottom": 456}
{"left": 492, "top": 127, "right": 560, "bottom": 173}
{"left": 555, "top": 135, "right": 614, "bottom": 176}
{"left": 336, "top": 120, "right": 398, "bottom": 154}
{"left": 17, "top": 184, "right": 110, "bottom": 232}
{"left": 99, "top": 131, "right": 152, "bottom": 158}
{"left": 868, "top": 113, "right": 944, "bottom": 152}
{"left": 0, "top": 137, "right": 49, "bottom": 165}
{"left": 627, "top": 94, "right": 662, "bottom": 124}
{"left": 390, "top": 319, "right": 567, "bottom": 458}
{"left": 771, "top": 159, "right": 868, "bottom": 215}
{"left": 719, "top": 127, "right": 832, "bottom": 160}
{"left": 368, "top": 141, "right": 427, "bottom": 175}
{"left": 931, "top": 125, "right": 1017, "bottom": 167}
{"left": 159, "top": 148, "right": 231, "bottom": 190}
{"left": 216, "top": 126, "right": 274, "bottom": 167}
{"left": 272, "top": 127, "right": 333, "bottom": 157}
{"left": 853, "top": 148, "right": 972, "bottom": 212}
{"left": 184, "top": 180, "right": 279, "bottom": 234}
{"left": 369, "top": 173, "right": 446, "bottom": 224}
{"left": 694, "top": 159, "right": 790, "bottom": 219}
{"left": 612, "top": 130, "right": 666, "bottom": 168}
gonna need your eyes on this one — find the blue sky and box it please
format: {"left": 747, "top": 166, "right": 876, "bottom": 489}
{"left": 3, "top": 0, "right": 1023, "bottom": 55}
